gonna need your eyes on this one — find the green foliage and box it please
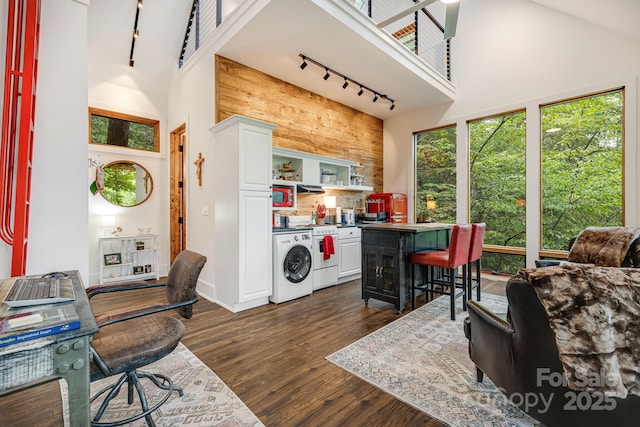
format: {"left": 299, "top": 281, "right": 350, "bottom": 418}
{"left": 90, "top": 114, "right": 155, "bottom": 151}
{"left": 470, "top": 112, "right": 527, "bottom": 249}
{"left": 415, "top": 89, "right": 623, "bottom": 274}
{"left": 102, "top": 166, "right": 137, "bottom": 206}
{"left": 415, "top": 126, "right": 457, "bottom": 223}
{"left": 541, "top": 90, "right": 623, "bottom": 249}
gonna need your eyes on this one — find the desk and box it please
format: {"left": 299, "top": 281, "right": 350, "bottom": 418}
{"left": 0, "top": 271, "right": 98, "bottom": 425}
{"left": 360, "top": 223, "right": 452, "bottom": 314}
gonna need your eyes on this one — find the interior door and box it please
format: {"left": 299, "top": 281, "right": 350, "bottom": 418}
{"left": 169, "top": 124, "right": 187, "bottom": 263}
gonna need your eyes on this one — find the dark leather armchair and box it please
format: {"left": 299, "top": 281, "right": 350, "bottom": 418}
{"left": 464, "top": 273, "right": 639, "bottom": 426}
{"left": 87, "top": 249, "right": 206, "bottom": 426}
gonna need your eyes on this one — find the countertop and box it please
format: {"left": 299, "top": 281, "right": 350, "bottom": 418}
{"left": 272, "top": 223, "right": 360, "bottom": 233}
{"left": 358, "top": 222, "right": 453, "bottom": 233}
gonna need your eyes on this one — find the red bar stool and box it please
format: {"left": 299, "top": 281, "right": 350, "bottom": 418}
{"left": 410, "top": 224, "right": 472, "bottom": 320}
{"left": 466, "top": 223, "right": 486, "bottom": 302}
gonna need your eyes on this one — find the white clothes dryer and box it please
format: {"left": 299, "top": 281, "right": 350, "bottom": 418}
{"left": 271, "top": 230, "right": 313, "bottom": 303}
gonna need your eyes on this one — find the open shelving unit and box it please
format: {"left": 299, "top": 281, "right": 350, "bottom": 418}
{"left": 272, "top": 147, "right": 373, "bottom": 191}
{"left": 98, "top": 234, "right": 159, "bottom": 283}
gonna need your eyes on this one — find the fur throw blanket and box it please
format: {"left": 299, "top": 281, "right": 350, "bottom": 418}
{"left": 522, "top": 264, "right": 640, "bottom": 398}
{"left": 568, "top": 226, "right": 640, "bottom": 267}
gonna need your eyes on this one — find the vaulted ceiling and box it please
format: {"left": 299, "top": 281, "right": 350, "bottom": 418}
{"left": 88, "top": 0, "right": 640, "bottom": 119}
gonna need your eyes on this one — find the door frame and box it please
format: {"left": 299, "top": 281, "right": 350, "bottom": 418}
{"left": 169, "top": 124, "right": 187, "bottom": 263}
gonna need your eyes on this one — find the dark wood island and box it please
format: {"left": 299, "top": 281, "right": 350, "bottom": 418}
{"left": 360, "top": 223, "right": 452, "bottom": 314}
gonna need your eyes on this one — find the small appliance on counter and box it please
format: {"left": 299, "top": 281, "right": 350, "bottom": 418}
{"left": 343, "top": 209, "right": 356, "bottom": 225}
{"left": 366, "top": 193, "right": 408, "bottom": 223}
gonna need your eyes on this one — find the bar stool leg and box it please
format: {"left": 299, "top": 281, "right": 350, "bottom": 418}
{"left": 475, "top": 259, "right": 481, "bottom": 301}
{"left": 449, "top": 268, "right": 456, "bottom": 321}
{"left": 411, "top": 263, "right": 416, "bottom": 310}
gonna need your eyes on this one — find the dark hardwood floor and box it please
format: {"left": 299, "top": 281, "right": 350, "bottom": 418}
{"left": 0, "top": 276, "right": 507, "bottom": 426}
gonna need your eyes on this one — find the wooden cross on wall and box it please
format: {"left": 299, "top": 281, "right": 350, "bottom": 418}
{"left": 194, "top": 152, "right": 205, "bottom": 186}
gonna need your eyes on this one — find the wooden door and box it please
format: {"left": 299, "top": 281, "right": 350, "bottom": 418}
{"left": 170, "top": 124, "right": 186, "bottom": 263}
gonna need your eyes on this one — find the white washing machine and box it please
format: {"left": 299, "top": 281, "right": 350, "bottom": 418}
{"left": 271, "top": 230, "right": 313, "bottom": 303}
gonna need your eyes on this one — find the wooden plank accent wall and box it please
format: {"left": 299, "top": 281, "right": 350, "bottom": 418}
{"left": 215, "top": 55, "right": 382, "bottom": 215}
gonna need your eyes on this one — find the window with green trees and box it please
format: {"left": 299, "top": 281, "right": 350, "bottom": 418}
{"left": 541, "top": 89, "right": 624, "bottom": 251}
{"left": 414, "top": 125, "right": 456, "bottom": 223}
{"left": 89, "top": 107, "right": 159, "bottom": 152}
{"left": 469, "top": 111, "right": 527, "bottom": 274}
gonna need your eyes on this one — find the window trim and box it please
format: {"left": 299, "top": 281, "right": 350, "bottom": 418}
{"left": 88, "top": 107, "right": 160, "bottom": 153}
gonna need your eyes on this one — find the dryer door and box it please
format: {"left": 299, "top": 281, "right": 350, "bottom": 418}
{"left": 283, "top": 245, "right": 312, "bottom": 283}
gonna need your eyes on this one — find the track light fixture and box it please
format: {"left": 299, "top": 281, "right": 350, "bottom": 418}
{"left": 298, "top": 53, "right": 396, "bottom": 111}
{"left": 129, "top": 0, "right": 142, "bottom": 67}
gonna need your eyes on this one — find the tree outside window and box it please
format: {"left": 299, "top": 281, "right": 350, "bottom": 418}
{"left": 469, "top": 111, "right": 527, "bottom": 274}
{"left": 414, "top": 125, "right": 456, "bottom": 224}
{"left": 89, "top": 107, "right": 159, "bottom": 152}
{"left": 541, "top": 89, "right": 623, "bottom": 251}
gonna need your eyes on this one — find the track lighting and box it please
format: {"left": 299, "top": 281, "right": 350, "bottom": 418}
{"left": 130, "top": 0, "right": 142, "bottom": 67}
{"left": 298, "top": 53, "right": 396, "bottom": 110}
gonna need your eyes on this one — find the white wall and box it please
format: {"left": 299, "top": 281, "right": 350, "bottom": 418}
{"left": 86, "top": 8, "right": 171, "bottom": 285}
{"left": 384, "top": 0, "right": 640, "bottom": 267}
{"left": 166, "top": 0, "right": 271, "bottom": 301}
{"left": 166, "top": 48, "right": 217, "bottom": 300}
{"left": 0, "top": 0, "right": 90, "bottom": 281}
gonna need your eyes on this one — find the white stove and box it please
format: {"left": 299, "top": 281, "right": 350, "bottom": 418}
{"left": 311, "top": 225, "right": 338, "bottom": 235}
{"left": 311, "top": 225, "right": 339, "bottom": 290}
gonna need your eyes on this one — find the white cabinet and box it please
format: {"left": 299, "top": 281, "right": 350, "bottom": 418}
{"left": 98, "top": 234, "right": 159, "bottom": 283}
{"left": 212, "top": 115, "right": 277, "bottom": 312}
{"left": 337, "top": 227, "right": 362, "bottom": 282}
{"left": 272, "top": 147, "right": 373, "bottom": 191}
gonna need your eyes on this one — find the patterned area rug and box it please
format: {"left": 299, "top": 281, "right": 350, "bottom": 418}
{"left": 89, "top": 343, "right": 264, "bottom": 426}
{"left": 327, "top": 294, "right": 539, "bottom": 426}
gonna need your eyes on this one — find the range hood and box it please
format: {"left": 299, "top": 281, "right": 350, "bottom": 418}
{"left": 297, "top": 184, "right": 325, "bottom": 194}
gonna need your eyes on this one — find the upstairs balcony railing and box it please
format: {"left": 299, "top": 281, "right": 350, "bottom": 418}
{"left": 179, "top": 0, "right": 452, "bottom": 82}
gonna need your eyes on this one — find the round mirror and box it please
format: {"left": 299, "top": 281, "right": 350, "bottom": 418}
{"left": 99, "top": 160, "right": 153, "bottom": 207}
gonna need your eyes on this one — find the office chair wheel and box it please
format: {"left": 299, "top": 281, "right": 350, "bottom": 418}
{"left": 90, "top": 370, "right": 183, "bottom": 427}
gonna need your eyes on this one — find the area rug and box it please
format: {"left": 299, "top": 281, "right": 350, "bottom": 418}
{"left": 89, "top": 343, "right": 264, "bottom": 426}
{"left": 327, "top": 294, "right": 539, "bottom": 426}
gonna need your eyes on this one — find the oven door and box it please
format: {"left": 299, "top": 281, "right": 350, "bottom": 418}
{"left": 313, "top": 235, "right": 338, "bottom": 268}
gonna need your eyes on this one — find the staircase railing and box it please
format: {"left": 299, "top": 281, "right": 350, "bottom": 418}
{"left": 178, "top": 0, "right": 452, "bottom": 81}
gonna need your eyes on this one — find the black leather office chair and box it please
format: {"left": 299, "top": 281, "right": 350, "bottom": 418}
{"left": 87, "top": 249, "right": 206, "bottom": 427}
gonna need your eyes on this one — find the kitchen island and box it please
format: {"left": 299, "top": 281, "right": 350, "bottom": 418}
{"left": 360, "top": 223, "right": 453, "bottom": 314}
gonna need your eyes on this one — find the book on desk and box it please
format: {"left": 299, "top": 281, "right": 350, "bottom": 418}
{"left": 0, "top": 304, "right": 81, "bottom": 347}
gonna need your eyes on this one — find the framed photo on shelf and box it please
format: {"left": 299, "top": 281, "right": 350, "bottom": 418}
{"left": 104, "top": 253, "right": 122, "bottom": 266}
